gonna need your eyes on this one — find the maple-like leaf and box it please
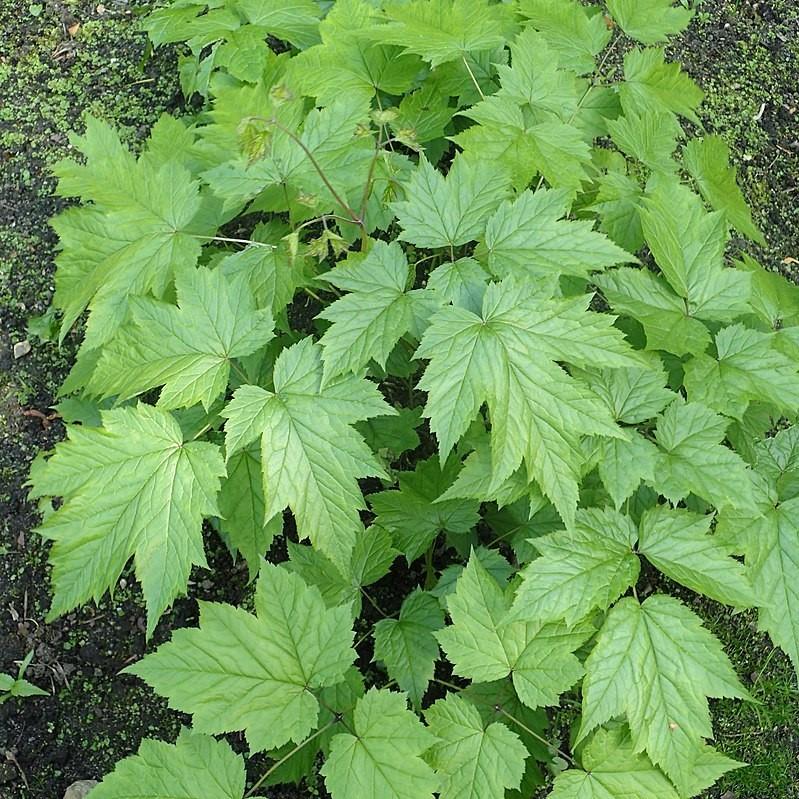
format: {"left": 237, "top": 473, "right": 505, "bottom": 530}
{"left": 415, "top": 278, "right": 639, "bottom": 524}
{"left": 52, "top": 117, "right": 217, "bottom": 345}
{"left": 375, "top": 0, "right": 516, "bottom": 67}
{"left": 317, "top": 241, "right": 437, "bottom": 381}
{"left": 126, "top": 564, "right": 355, "bottom": 752}
{"left": 436, "top": 553, "right": 592, "bottom": 709}
{"left": 684, "top": 324, "right": 799, "bottom": 419}
{"left": 90, "top": 266, "right": 273, "bottom": 410}
{"left": 579, "top": 595, "right": 748, "bottom": 796}
{"left": 551, "top": 726, "right": 679, "bottom": 799}
{"left": 221, "top": 338, "right": 393, "bottom": 569}
{"left": 483, "top": 189, "right": 636, "bottom": 284}
{"left": 652, "top": 399, "right": 754, "bottom": 511}
{"left": 638, "top": 506, "right": 756, "bottom": 607}
{"left": 321, "top": 688, "right": 437, "bottom": 799}
{"left": 373, "top": 589, "right": 444, "bottom": 709}
{"left": 369, "top": 456, "right": 480, "bottom": 562}
{"left": 683, "top": 135, "right": 765, "bottom": 244}
{"left": 620, "top": 48, "right": 703, "bottom": 123}
{"left": 89, "top": 730, "right": 262, "bottom": 799}
{"left": 393, "top": 153, "right": 511, "bottom": 249}
{"left": 30, "top": 404, "right": 224, "bottom": 636}
{"left": 606, "top": 0, "right": 693, "bottom": 45}
{"left": 509, "top": 508, "right": 640, "bottom": 626}
{"left": 425, "top": 693, "right": 528, "bottom": 799}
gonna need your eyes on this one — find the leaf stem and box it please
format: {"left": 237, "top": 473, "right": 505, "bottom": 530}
{"left": 244, "top": 718, "right": 339, "bottom": 797}
{"left": 190, "top": 234, "right": 276, "bottom": 249}
{"left": 462, "top": 55, "right": 486, "bottom": 101}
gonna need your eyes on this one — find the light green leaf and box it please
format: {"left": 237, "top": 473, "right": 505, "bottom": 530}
{"left": 416, "top": 279, "right": 637, "bottom": 525}
{"left": 748, "top": 497, "right": 799, "bottom": 675}
{"left": 370, "top": 456, "right": 480, "bottom": 562}
{"left": 607, "top": 0, "right": 693, "bottom": 45}
{"left": 376, "top": 0, "right": 515, "bottom": 67}
{"left": 595, "top": 434, "right": 659, "bottom": 509}
{"left": 641, "top": 181, "right": 751, "bottom": 321}
{"left": 318, "top": 241, "right": 436, "bottom": 381}
{"left": 30, "top": 404, "right": 224, "bottom": 636}
{"left": 653, "top": 399, "right": 754, "bottom": 511}
{"left": 373, "top": 589, "right": 444, "bottom": 709}
{"left": 52, "top": 118, "right": 212, "bottom": 344}
{"left": 89, "top": 730, "right": 256, "bottom": 799}
{"left": 621, "top": 48, "right": 703, "bottom": 122}
{"left": 608, "top": 108, "right": 682, "bottom": 173}
{"left": 552, "top": 726, "right": 679, "bottom": 799}
{"left": 684, "top": 135, "right": 765, "bottom": 244}
{"left": 518, "top": 0, "right": 612, "bottom": 75}
{"left": 484, "top": 189, "right": 636, "bottom": 283}
{"left": 394, "top": 153, "right": 511, "bottom": 249}
{"left": 591, "top": 170, "right": 645, "bottom": 253}
{"left": 509, "top": 507, "right": 640, "bottom": 626}
{"left": 126, "top": 564, "right": 355, "bottom": 752}
{"left": 427, "top": 258, "right": 489, "bottom": 314}
{"left": 638, "top": 506, "right": 756, "bottom": 607}
{"left": 594, "top": 267, "right": 712, "bottom": 356}
{"left": 425, "top": 693, "right": 528, "bottom": 799}
{"left": 684, "top": 324, "right": 799, "bottom": 419}
{"left": 322, "top": 688, "right": 437, "bottom": 799}
{"left": 218, "top": 443, "right": 280, "bottom": 581}
{"left": 221, "top": 338, "right": 393, "bottom": 569}
{"left": 436, "top": 553, "right": 591, "bottom": 709}
{"left": 236, "top": 0, "right": 322, "bottom": 49}
{"left": 579, "top": 595, "right": 749, "bottom": 796}
{"left": 90, "top": 266, "right": 273, "bottom": 410}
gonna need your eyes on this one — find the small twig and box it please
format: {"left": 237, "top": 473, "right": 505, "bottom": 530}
{"left": 462, "top": 55, "right": 486, "bottom": 100}
{"left": 495, "top": 705, "right": 577, "bottom": 766}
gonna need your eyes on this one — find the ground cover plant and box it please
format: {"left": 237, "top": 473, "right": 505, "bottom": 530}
{"left": 24, "top": 0, "right": 799, "bottom": 796}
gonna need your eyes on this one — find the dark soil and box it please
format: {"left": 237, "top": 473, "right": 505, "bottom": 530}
{"left": 0, "top": 2, "right": 797, "bottom": 798}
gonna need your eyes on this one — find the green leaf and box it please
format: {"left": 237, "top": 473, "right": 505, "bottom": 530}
{"left": 321, "top": 688, "right": 437, "bottom": 799}
{"left": 591, "top": 170, "right": 645, "bottom": 253}
{"left": 621, "top": 48, "right": 703, "bottom": 122}
{"left": 594, "top": 267, "right": 712, "bottom": 356}
{"left": 484, "top": 189, "right": 636, "bottom": 283}
{"left": 394, "top": 153, "right": 511, "bottom": 249}
{"left": 416, "top": 278, "right": 638, "bottom": 525}
{"left": 218, "top": 443, "right": 280, "bottom": 581}
{"left": 236, "top": 0, "right": 322, "bottom": 50}
{"left": 638, "top": 506, "right": 756, "bottom": 607}
{"left": 356, "top": 407, "right": 422, "bottom": 457}
{"left": 318, "top": 241, "right": 436, "bottom": 381}
{"left": 221, "top": 338, "right": 393, "bottom": 569}
{"left": 288, "top": 0, "right": 421, "bottom": 105}
{"left": 640, "top": 181, "right": 751, "bottom": 321}
{"left": 684, "top": 324, "right": 799, "bottom": 419}
{"left": 52, "top": 118, "right": 212, "bottom": 343}
{"left": 425, "top": 693, "right": 528, "bottom": 799}
{"left": 436, "top": 553, "right": 591, "bottom": 709}
{"left": 373, "top": 589, "right": 444, "bottom": 709}
{"left": 126, "top": 564, "right": 355, "bottom": 752}
{"left": 376, "top": 0, "right": 515, "bottom": 67}
{"left": 608, "top": 108, "right": 682, "bottom": 173}
{"left": 90, "top": 266, "right": 273, "bottom": 410}
{"left": 653, "top": 399, "right": 754, "bottom": 511}
{"left": 606, "top": 0, "right": 693, "bottom": 45}
{"left": 509, "top": 508, "right": 640, "bottom": 626}
{"left": 427, "top": 258, "right": 489, "bottom": 315}
{"left": 747, "top": 497, "right": 799, "bottom": 675}
{"left": 552, "top": 726, "right": 679, "bottom": 799}
{"left": 594, "top": 434, "right": 660, "bottom": 509}
{"left": 579, "top": 595, "right": 749, "bottom": 796}
{"left": 369, "top": 456, "right": 480, "bottom": 562}
{"left": 30, "top": 404, "right": 224, "bottom": 636}
{"left": 683, "top": 135, "right": 765, "bottom": 244}
{"left": 89, "top": 730, "right": 257, "bottom": 799}
{"left": 518, "top": 0, "right": 612, "bottom": 75}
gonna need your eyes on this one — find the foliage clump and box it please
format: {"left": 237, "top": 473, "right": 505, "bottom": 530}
{"left": 30, "top": 1, "right": 799, "bottom": 797}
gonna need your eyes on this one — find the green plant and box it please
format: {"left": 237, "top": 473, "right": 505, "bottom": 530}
{"left": 0, "top": 651, "right": 48, "bottom": 704}
{"left": 29, "top": 0, "right": 799, "bottom": 797}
